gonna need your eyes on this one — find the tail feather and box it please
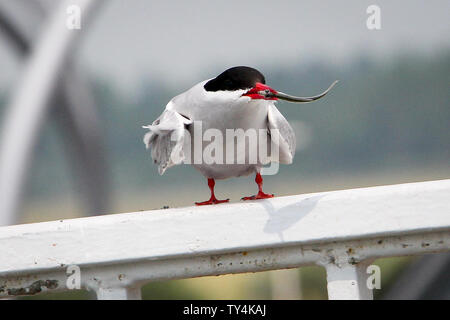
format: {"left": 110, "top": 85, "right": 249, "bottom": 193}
{"left": 142, "top": 109, "right": 190, "bottom": 174}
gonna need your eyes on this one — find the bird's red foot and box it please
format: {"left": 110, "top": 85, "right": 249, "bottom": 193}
{"left": 195, "top": 197, "right": 229, "bottom": 206}
{"left": 241, "top": 191, "right": 274, "bottom": 201}
{"left": 196, "top": 178, "right": 229, "bottom": 205}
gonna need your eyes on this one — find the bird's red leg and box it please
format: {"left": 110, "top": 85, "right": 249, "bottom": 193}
{"left": 242, "top": 173, "right": 274, "bottom": 201}
{"left": 195, "top": 178, "right": 230, "bottom": 206}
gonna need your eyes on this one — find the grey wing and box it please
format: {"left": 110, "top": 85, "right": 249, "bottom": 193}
{"left": 267, "top": 104, "right": 296, "bottom": 164}
{"left": 143, "top": 109, "right": 192, "bottom": 174}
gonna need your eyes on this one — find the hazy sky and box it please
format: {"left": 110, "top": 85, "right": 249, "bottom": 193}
{"left": 1, "top": 0, "right": 449, "bottom": 93}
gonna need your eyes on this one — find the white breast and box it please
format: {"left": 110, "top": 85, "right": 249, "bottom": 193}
{"left": 169, "top": 81, "right": 275, "bottom": 179}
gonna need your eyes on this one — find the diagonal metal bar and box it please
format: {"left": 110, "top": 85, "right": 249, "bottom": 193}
{"left": 0, "top": 0, "right": 106, "bottom": 226}
{"left": 0, "top": 6, "right": 30, "bottom": 53}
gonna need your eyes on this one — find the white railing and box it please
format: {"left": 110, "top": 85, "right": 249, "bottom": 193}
{"left": 1, "top": 179, "right": 449, "bottom": 300}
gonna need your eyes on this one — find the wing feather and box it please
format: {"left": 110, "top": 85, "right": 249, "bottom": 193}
{"left": 267, "top": 105, "right": 296, "bottom": 164}
{"left": 143, "top": 109, "right": 192, "bottom": 174}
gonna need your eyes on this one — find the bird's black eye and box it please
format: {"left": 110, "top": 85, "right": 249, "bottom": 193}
{"left": 224, "top": 79, "right": 233, "bottom": 87}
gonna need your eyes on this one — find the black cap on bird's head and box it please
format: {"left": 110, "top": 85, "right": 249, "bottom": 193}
{"left": 204, "top": 66, "right": 266, "bottom": 92}
{"left": 204, "top": 66, "right": 338, "bottom": 103}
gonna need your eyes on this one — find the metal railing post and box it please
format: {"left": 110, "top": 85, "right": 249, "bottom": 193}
{"left": 96, "top": 287, "right": 142, "bottom": 300}
{"left": 325, "top": 261, "right": 373, "bottom": 300}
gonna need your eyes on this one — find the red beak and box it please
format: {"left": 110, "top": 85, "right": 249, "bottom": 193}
{"left": 242, "top": 82, "right": 278, "bottom": 100}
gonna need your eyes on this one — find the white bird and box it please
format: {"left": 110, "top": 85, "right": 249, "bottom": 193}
{"left": 143, "top": 66, "right": 337, "bottom": 205}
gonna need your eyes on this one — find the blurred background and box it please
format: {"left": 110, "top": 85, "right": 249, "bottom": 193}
{"left": 0, "top": 0, "right": 449, "bottom": 299}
